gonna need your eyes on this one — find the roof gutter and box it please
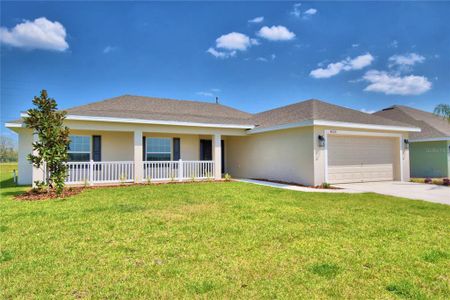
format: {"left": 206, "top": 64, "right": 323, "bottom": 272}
{"left": 247, "top": 119, "right": 421, "bottom": 134}
{"left": 409, "top": 137, "right": 450, "bottom": 142}
{"left": 18, "top": 113, "right": 255, "bottom": 130}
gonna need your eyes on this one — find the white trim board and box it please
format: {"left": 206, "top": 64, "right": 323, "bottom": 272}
{"left": 4, "top": 122, "right": 23, "bottom": 128}
{"left": 323, "top": 130, "right": 404, "bottom": 183}
{"left": 410, "top": 137, "right": 450, "bottom": 142}
{"left": 248, "top": 119, "right": 420, "bottom": 134}
{"left": 18, "top": 113, "right": 255, "bottom": 130}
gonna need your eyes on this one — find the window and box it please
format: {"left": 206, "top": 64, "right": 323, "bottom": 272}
{"left": 68, "top": 135, "right": 91, "bottom": 161}
{"left": 146, "top": 137, "right": 171, "bottom": 161}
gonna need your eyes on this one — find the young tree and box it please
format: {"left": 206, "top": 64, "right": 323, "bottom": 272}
{"left": 23, "top": 90, "right": 70, "bottom": 194}
{"left": 433, "top": 104, "right": 450, "bottom": 121}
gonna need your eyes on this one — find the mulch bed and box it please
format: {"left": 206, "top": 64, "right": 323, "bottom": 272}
{"left": 14, "top": 179, "right": 231, "bottom": 201}
{"left": 15, "top": 187, "right": 84, "bottom": 201}
{"left": 251, "top": 178, "right": 341, "bottom": 189}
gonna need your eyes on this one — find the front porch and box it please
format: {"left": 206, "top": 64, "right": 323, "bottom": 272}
{"left": 64, "top": 160, "right": 215, "bottom": 185}
{"left": 35, "top": 129, "right": 227, "bottom": 186}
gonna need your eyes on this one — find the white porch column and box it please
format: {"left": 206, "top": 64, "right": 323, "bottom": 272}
{"left": 213, "top": 133, "right": 222, "bottom": 180}
{"left": 134, "top": 130, "right": 143, "bottom": 183}
{"left": 31, "top": 133, "right": 44, "bottom": 187}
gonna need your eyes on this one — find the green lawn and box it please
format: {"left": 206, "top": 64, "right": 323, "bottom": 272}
{"left": 1, "top": 164, "right": 449, "bottom": 299}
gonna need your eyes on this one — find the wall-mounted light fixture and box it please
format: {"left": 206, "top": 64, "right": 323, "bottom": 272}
{"left": 404, "top": 139, "right": 409, "bottom": 149}
{"left": 318, "top": 135, "right": 325, "bottom": 147}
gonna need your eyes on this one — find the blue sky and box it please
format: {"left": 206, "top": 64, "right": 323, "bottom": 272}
{"left": 1, "top": 1, "right": 449, "bottom": 141}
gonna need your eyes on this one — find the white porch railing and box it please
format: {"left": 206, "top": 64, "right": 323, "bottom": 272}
{"left": 58, "top": 160, "right": 214, "bottom": 185}
{"left": 143, "top": 160, "right": 214, "bottom": 181}
{"left": 66, "top": 161, "right": 134, "bottom": 184}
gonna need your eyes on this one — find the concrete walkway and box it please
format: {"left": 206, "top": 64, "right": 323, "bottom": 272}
{"left": 334, "top": 181, "right": 449, "bottom": 205}
{"left": 238, "top": 179, "right": 449, "bottom": 205}
{"left": 236, "top": 179, "right": 362, "bottom": 193}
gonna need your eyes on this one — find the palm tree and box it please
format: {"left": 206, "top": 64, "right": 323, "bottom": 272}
{"left": 433, "top": 104, "right": 450, "bottom": 121}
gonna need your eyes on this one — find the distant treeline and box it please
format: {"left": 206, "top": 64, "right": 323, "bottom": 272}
{"left": 1, "top": 136, "right": 18, "bottom": 162}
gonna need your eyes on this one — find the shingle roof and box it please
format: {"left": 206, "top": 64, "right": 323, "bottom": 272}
{"left": 253, "top": 99, "right": 410, "bottom": 129}
{"left": 9, "top": 96, "right": 418, "bottom": 131}
{"left": 374, "top": 105, "right": 450, "bottom": 140}
{"left": 65, "top": 95, "right": 254, "bottom": 126}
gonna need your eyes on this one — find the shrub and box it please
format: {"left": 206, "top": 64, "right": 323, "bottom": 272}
{"left": 443, "top": 178, "right": 449, "bottom": 186}
{"left": 424, "top": 177, "right": 432, "bottom": 184}
{"left": 224, "top": 173, "right": 232, "bottom": 181}
{"left": 321, "top": 182, "right": 331, "bottom": 189}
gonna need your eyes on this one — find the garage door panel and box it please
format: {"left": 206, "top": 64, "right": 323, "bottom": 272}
{"left": 327, "top": 135, "right": 396, "bottom": 184}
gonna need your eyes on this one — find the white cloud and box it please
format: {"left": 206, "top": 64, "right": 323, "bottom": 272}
{"left": 248, "top": 16, "right": 264, "bottom": 23}
{"left": 390, "top": 40, "right": 399, "bottom": 48}
{"left": 310, "top": 53, "right": 374, "bottom": 79}
{"left": 352, "top": 43, "right": 359, "bottom": 48}
{"left": 197, "top": 91, "right": 214, "bottom": 97}
{"left": 197, "top": 88, "right": 221, "bottom": 97}
{"left": 271, "top": 54, "right": 276, "bottom": 60}
{"left": 103, "top": 46, "right": 116, "bottom": 54}
{"left": 349, "top": 53, "right": 374, "bottom": 69}
{"left": 388, "top": 53, "right": 425, "bottom": 67}
{"left": 216, "top": 32, "right": 252, "bottom": 51}
{"left": 207, "top": 47, "right": 236, "bottom": 59}
{"left": 257, "top": 25, "right": 295, "bottom": 41}
{"left": 0, "top": 17, "right": 68, "bottom": 51}
{"left": 208, "top": 32, "right": 255, "bottom": 59}
{"left": 256, "top": 57, "right": 268, "bottom": 62}
{"left": 290, "top": 3, "right": 302, "bottom": 17}
{"left": 360, "top": 108, "right": 376, "bottom": 114}
{"left": 250, "top": 38, "right": 260, "bottom": 45}
{"left": 363, "top": 70, "right": 432, "bottom": 95}
{"left": 304, "top": 8, "right": 317, "bottom": 15}
{"left": 196, "top": 91, "right": 214, "bottom": 97}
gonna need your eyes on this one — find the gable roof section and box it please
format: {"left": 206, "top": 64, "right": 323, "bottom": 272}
{"left": 63, "top": 95, "right": 255, "bottom": 127}
{"left": 374, "top": 105, "right": 450, "bottom": 140}
{"left": 8, "top": 96, "right": 419, "bottom": 133}
{"left": 252, "top": 99, "right": 413, "bottom": 131}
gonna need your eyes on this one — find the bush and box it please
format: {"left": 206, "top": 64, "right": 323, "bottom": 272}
{"left": 321, "top": 182, "right": 331, "bottom": 189}
{"left": 224, "top": 173, "right": 232, "bottom": 181}
{"left": 443, "top": 178, "right": 449, "bottom": 186}
{"left": 424, "top": 177, "right": 432, "bottom": 184}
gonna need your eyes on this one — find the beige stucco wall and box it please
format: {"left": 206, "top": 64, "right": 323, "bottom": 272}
{"left": 69, "top": 130, "right": 134, "bottom": 161}
{"left": 142, "top": 132, "right": 201, "bottom": 161}
{"left": 12, "top": 118, "right": 412, "bottom": 186}
{"left": 69, "top": 130, "right": 211, "bottom": 161}
{"left": 17, "top": 129, "right": 33, "bottom": 185}
{"left": 313, "top": 126, "right": 410, "bottom": 185}
{"left": 227, "top": 127, "right": 315, "bottom": 186}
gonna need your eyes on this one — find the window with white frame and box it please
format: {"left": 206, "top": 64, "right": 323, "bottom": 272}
{"left": 146, "top": 137, "right": 171, "bottom": 161}
{"left": 68, "top": 135, "right": 91, "bottom": 161}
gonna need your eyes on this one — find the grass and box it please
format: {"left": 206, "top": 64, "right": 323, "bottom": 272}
{"left": 1, "top": 163, "right": 449, "bottom": 299}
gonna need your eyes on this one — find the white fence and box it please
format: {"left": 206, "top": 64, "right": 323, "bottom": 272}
{"left": 143, "top": 160, "right": 214, "bottom": 181}
{"left": 66, "top": 161, "right": 134, "bottom": 184}
{"left": 59, "top": 160, "right": 214, "bottom": 185}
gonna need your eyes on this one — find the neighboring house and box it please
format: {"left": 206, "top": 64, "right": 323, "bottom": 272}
{"left": 6, "top": 95, "right": 419, "bottom": 186}
{"left": 375, "top": 105, "right": 450, "bottom": 178}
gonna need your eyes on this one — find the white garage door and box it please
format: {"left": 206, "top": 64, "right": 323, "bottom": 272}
{"left": 327, "top": 135, "right": 396, "bottom": 184}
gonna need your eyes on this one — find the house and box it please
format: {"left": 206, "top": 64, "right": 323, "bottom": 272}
{"left": 6, "top": 95, "right": 420, "bottom": 186}
{"left": 374, "top": 105, "right": 450, "bottom": 178}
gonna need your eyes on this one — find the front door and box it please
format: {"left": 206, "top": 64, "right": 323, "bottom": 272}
{"left": 200, "top": 139, "right": 212, "bottom": 161}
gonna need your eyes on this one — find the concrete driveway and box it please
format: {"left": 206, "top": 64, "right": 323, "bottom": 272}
{"left": 334, "top": 181, "right": 450, "bottom": 205}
